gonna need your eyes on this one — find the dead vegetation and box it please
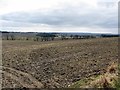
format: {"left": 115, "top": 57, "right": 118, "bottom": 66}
{"left": 70, "top": 62, "right": 118, "bottom": 88}
{"left": 88, "top": 62, "right": 118, "bottom": 88}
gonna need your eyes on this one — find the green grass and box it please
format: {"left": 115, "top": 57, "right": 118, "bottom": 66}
{"left": 114, "top": 78, "right": 120, "bottom": 90}
{"left": 70, "top": 64, "right": 119, "bottom": 88}
{"left": 114, "top": 64, "right": 120, "bottom": 90}
{"left": 69, "top": 75, "right": 100, "bottom": 88}
{"left": 70, "top": 79, "right": 88, "bottom": 88}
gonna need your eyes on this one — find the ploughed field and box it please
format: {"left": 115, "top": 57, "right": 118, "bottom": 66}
{"left": 2, "top": 38, "right": 118, "bottom": 88}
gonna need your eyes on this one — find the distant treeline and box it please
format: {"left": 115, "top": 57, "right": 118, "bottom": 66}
{"left": 101, "top": 34, "right": 119, "bottom": 37}
{"left": 36, "top": 33, "right": 56, "bottom": 41}
{"left": 1, "top": 31, "right": 119, "bottom": 41}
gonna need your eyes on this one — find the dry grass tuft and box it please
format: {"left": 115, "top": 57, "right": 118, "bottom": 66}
{"left": 107, "top": 62, "right": 118, "bottom": 74}
{"left": 89, "top": 62, "right": 118, "bottom": 88}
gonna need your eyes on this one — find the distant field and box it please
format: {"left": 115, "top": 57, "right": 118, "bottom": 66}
{"left": 2, "top": 37, "right": 118, "bottom": 88}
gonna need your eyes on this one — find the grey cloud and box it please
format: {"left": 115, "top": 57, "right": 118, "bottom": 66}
{"left": 1, "top": 4, "right": 117, "bottom": 28}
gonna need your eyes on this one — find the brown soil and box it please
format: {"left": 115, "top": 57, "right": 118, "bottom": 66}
{"left": 2, "top": 37, "right": 118, "bottom": 88}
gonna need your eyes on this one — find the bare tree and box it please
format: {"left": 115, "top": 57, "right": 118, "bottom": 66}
{"left": 6, "top": 35, "right": 9, "bottom": 40}
{"left": 36, "top": 37, "right": 39, "bottom": 41}
{"left": 11, "top": 35, "right": 15, "bottom": 40}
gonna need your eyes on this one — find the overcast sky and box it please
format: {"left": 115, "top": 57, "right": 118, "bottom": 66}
{"left": 0, "top": 0, "right": 118, "bottom": 33}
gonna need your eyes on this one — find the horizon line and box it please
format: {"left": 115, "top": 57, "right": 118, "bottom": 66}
{"left": 0, "top": 30, "right": 118, "bottom": 35}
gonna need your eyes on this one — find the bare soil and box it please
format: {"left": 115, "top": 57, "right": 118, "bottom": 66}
{"left": 2, "top": 37, "right": 118, "bottom": 88}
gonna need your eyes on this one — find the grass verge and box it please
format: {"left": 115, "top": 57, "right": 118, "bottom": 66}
{"left": 69, "top": 62, "right": 119, "bottom": 89}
